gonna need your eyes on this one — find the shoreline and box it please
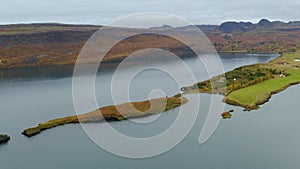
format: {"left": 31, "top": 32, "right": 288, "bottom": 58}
{"left": 0, "top": 52, "right": 278, "bottom": 72}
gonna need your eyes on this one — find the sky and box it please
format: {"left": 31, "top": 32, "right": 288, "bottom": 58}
{"left": 0, "top": 0, "right": 300, "bottom": 26}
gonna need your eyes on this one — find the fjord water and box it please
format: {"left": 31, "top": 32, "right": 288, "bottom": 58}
{"left": 1, "top": 53, "right": 300, "bottom": 169}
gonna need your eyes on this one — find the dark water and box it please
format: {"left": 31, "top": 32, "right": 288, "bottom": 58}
{"left": 1, "top": 53, "right": 299, "bottom": 169}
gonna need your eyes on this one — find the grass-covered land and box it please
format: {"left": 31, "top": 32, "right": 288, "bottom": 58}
{"left": 186, "top": 65, "right": 278, "bottom": 95}
{"left": 185, "top": 51, "right": 300, "bottom": 110}
{"left": 226, "top": 69, "right": 300, "bottom": 110}
{"left": 23, "top": 96, "right": 188, "bottom": 137}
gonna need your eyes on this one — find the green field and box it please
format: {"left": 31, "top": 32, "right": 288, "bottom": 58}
{"left": 226, "top": 69, "right": 300, "bottom": 108}
{"left": 185, "top": 51, "right": 300, "bottom": 110}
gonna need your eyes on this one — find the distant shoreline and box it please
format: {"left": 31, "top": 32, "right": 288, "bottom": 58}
{"left": 1, "top": 20, "right": 300, "bottom": 70}
{"left": 0, "top": 52, "right": 278, "bottom": 72}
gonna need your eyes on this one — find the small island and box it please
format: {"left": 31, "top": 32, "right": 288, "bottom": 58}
{"left": 184, "top": 51, "right": 300, "bottom": 110}
{"left": 23, "top": 96, "right": 188, "bottom": 137}
{"left": 222, "top": 110, "right": 234, "bottom": 119}
{"left": 0, "top": 134, "right": 10, "bottom": 144}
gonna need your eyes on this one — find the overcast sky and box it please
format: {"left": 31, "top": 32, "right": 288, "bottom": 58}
{"left": 1, "top": 0, "right": 300, "bottom": 26}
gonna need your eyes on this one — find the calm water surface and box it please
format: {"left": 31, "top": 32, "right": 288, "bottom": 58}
{"left": 1, "top": 53, "right": 299, "bottom": 169}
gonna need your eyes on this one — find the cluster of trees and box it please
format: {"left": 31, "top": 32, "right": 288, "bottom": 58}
{"left": 224, "top": 66, "right": 276, "bottom": 93}
{"left": 0, "top": 59, "right": 9, "bottom": 64}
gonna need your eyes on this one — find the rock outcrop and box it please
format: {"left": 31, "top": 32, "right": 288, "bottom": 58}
{"left": 0, "top": 134, "right": 10, "bottom": 144}
{"left": 258, "top": 19, "right": 273, "bottom": 28}
{"left": 219, "top": 21, "right": 255, "bottom": 33}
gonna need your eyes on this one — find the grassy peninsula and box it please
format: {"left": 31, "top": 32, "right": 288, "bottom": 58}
{"left": 185, "top": 51, "right": 300, "bottom": 110}
{"left": 23, "top": 96, "right": 187, "bottom": 137}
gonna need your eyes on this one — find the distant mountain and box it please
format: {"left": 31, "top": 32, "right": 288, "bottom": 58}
{"left": 215, "top": 19, "right": 300, "bottom": 33}
{"left": 218, "top": 21, "right": 254, "bottom": 33}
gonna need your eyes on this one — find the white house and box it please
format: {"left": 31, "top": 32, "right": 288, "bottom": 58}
{"left": 280, "top": 74, "right": 286, "bottom": 78}
{"left": 294, "top": 58, "right": 300, "bottom": 62}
